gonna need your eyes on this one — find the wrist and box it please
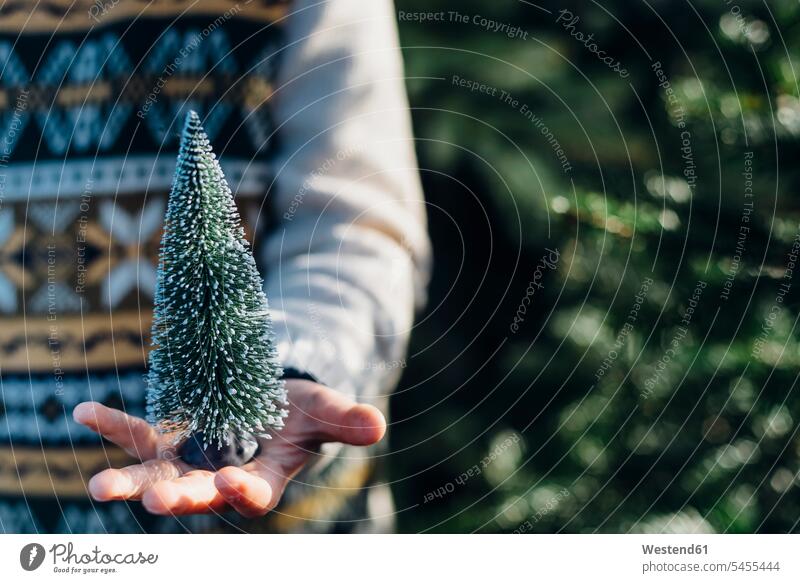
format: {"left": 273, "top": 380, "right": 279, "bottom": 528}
{"left": 280, "top": 367, "right": 318, "bottom": 384}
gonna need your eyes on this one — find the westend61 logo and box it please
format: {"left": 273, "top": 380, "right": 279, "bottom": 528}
{"left": 19, "top": 542, "right": 158, "bottom": 574}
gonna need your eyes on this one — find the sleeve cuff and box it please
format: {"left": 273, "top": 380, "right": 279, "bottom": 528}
{"left": 280, "top": 367, "right": 319, "bottom": 384}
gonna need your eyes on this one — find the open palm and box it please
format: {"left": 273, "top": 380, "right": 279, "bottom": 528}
{"left": 73, "top": 379, "right": 386, "bottom": 517}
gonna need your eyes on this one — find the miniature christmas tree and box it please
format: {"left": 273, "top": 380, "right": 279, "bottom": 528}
{"left": 146, "top": 110, "right": 287, "bottom": 470}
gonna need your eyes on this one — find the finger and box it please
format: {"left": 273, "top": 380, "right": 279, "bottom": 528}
{"left": 89, "top": 460, "right": 182, "bottom": 501}
{"left": 74, "top": 402, "right": 160, "bottom": 460}
{"left": 242, "top": 457, "right": 294, "bottom": 513}
{"left": 298, "top": 385, "right": 387, "bottom": 445}
{"left": 142, "top": 470, "right": 228, "bottom": 515}
{"left": 214, "top": 466, "right": 274, "bottom": 517}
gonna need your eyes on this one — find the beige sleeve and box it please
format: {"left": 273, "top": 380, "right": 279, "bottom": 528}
{"left": 263, "top": 0, "right": 432, "bottom": 401}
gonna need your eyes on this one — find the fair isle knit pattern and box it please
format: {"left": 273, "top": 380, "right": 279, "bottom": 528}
{"left": 0, "top": 0, "right": 374, "bottom": 533}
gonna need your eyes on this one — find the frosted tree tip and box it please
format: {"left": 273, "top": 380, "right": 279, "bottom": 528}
{"left": 184, "top": 110, "right": 202, "bottom": 132}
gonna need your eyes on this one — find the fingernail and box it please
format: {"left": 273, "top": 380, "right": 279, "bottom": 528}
{"left": 73, "top": 402, "right": 93, "bottom": 423}
{"left": 88, "top": 473, "right": 111, "bottom": 501}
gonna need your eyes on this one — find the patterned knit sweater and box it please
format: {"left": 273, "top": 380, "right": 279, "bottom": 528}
{"left": 0, "top": 0, "right": 430, "bottom": 533}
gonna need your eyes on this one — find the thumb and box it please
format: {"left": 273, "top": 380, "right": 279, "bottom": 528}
{"left": 290, "top": 381, "right": 386, "bottom": 446}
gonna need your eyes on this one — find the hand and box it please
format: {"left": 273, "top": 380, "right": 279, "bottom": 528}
{"left": 72, "top": 379, "right": 386, "bottom": 517}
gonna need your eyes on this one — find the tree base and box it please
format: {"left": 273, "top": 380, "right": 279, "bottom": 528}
{"left": 178, "top": 431, "right": 260, "bottom": 471}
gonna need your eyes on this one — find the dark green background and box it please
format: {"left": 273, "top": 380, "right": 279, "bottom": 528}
{"left": 388, "top": 0, "right": 800, "bottom": 533}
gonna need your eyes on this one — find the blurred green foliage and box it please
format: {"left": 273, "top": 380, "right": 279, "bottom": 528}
{"left": 389, "top": 0, "right": 800, "bottom": 532}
